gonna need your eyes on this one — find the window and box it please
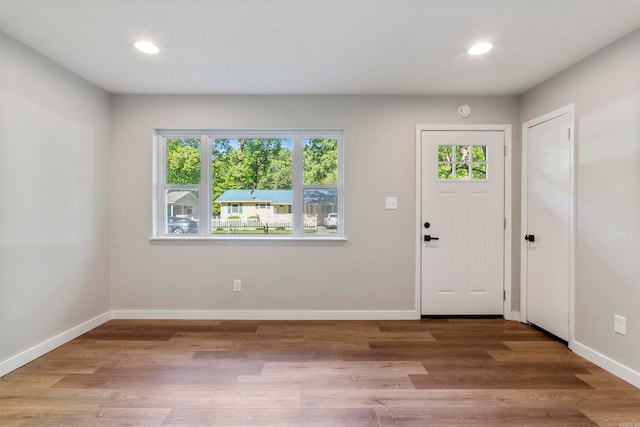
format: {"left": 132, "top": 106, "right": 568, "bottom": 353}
{"left": 155, "top": 130, "right": 343, "bottom": 238}
{"left": 437, "top": 145, "right": 487, "bottom": 180}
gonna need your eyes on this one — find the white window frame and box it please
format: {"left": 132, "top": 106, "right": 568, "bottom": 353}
{"left": 153, "top": 129, "right": 345, "bottom": 240}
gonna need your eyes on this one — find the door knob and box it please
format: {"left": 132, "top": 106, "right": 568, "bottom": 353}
{"left": 424, "top": 235, "right": 439, "bottom": 242}
{"left": 524, "top": 234, "right": 535, "bottom": 242}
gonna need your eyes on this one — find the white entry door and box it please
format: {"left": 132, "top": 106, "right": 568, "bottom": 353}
{"left": 420, "top": 130, "right": 505, "bottom": 315}
{"left": 522, "top": 107, "right": 574, "bottom": 341}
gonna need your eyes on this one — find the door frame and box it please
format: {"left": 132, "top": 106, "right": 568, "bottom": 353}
{"left": 415, "top": 124, "right": 513, "bottom": 319}
{"left": 520, "top": 104, "right": 576, "bottom": 344}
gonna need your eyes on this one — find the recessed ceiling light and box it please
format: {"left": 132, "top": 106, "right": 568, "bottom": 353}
{"left": 134, "top": 40, "right": 160, "bottom": 55}
{"left": 468, "top": 42, "right": 493, "bottom": 56}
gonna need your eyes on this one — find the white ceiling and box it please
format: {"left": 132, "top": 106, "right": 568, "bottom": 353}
{"left": 1, "top": 0, "right": 640, "bottom": 95}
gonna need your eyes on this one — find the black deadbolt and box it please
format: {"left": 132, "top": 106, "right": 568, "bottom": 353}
{"left": 424, "top": 222, "right": 430, "bottom": 229}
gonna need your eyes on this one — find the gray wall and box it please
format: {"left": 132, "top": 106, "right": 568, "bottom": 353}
{"left": 109, "top": 95, "right": 520, "bottom": 315}
{"left": 521, "top": 29, "right": 640, "bottom": 375}
{"left": 0, "top": 33, "right": 111, "bottom": 369}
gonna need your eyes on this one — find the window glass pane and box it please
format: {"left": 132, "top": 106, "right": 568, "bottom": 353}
{"left": 212, "top": 138, "right": 293, "bottom": 235}
{"left": 166, "top": 138, "right": 201, "bottom": 184}
{"left": 438, "top": 163, "right": 453, "bottom": 179}
{"left": 304, "top": 189, "right": 338, "bottom": 234}
{"left": 303, "top": 138, "right": 338, "bottom": 185}
{"left": 455, "top": 163, "right": 470, "bottom": 179}
{"left": 437, "top": 145, "right": 452, "bottom": 162}
{"left": 166, "top": 189, "right": 199, "bottom": 234}
{"left": 472, "top": 164, "right": 487, "bottom": 179}
{"left": 471, "top": 145, "right": 487, "bottom": 162}
{"left": 455, "top": 145, "right": 471, "bottom": 162}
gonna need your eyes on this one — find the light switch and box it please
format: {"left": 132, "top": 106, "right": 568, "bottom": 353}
{"left": 385, "top": 197, "right": 398, "bottom": 210}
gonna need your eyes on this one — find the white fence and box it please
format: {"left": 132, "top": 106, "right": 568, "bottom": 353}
{"left": 212, "top": 215, "right": 318, "bottom": 232}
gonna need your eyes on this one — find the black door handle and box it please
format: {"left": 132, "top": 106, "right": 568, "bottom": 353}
{"left": 424, "top": 235, "right": 439, "bottom": 242}
{"left": 524, "top": 234, "right": 535, "bottom": 242}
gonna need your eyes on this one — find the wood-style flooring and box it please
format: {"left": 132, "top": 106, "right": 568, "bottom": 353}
{"left": 1, "top": 319, "right": 639, "bottom": 426}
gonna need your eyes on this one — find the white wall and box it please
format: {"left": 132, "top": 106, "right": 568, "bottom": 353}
{"left": 109, "top": 95, "right": 520, "bottom": 317}
{"left": 0, "top": 33, "right": 111, "bottom": 374}
{"left": 521, "top": 28, "right": 640, "bottom": 381}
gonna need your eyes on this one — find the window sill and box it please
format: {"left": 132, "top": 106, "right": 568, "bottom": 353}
{"left": 149, "top": 236, "right": 348, "bottom": 242}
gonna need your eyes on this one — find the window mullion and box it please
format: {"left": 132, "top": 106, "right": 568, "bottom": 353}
{"left": 292, "top": 135, "right": 303, "bottom": 236}
{"left": 158, "top": 135, "right": 168, "bottom": 235}
{"left": 200, "top": 135, "right": 211, "bottom": 236}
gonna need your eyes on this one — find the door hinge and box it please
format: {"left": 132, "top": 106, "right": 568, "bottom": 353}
{"left": 504, "top": 218, "right": 507, "bottom": 229}
{"left": 568, "top": 128, "right": 571, "bottom": 140}
{"left": 503, "top": 290, "right": 506, "bottom": 301}
{"left": 504, "top": 145, "right": 507, "bottom": 157}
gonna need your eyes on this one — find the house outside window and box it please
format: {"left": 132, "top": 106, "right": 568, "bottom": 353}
{"left": 166, "top": 190, "right": 199, "bottom": 220}
{"left": 155, "top": 130, "right": 343, "bottom": 238}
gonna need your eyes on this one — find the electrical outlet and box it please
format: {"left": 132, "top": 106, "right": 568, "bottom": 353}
{"left": 233, "top": 279, "right": 242, "bottom": 292}
{"left": 614, "top": 314, "right": 626, "bottom": 336}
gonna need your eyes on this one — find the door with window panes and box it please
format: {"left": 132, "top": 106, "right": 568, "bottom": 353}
{"left": 420, "top": 130, "right": 505, "bottom": 315}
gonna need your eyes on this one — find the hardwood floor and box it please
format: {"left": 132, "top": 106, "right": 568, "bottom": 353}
{"left": 1, "top": 319, "right": 639, "bottom": 426}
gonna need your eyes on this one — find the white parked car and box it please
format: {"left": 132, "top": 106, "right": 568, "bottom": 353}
{"left": 322, "top": 213, "right": 338, "bottom": 229}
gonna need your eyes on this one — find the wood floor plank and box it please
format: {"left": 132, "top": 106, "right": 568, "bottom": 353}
{"left": 234, "top": 373, "right": 416, "bottom": 391}
{"left": 367, "top": 333, "right": 437, "bottom": 343}
{"left": 376, "top": 407, "right": 597, "bottom": 426}
{"left": 256, "top": 324, "right": 381, "bottom": 337}
{"left": 51, "top": 371, "right": 239, "bottom": 391}
{"left": 300, "top": 388, "right": 640, "bottom": 410}
{"left": 487, "top": 349, "right": 595, "bottom": 365}
{"left": 368, "top": 341, "right": 510, "bottom": 352}
{"left": 409, "top": 371, "right": 593, "bottom": 389}
{"left": 258, "top": 361, "right": 427, "bottom": 377}
{"left": 98, "top": 390, "right": 302, "bottom": 410}
{"left": 1, "top": 318, "right": 638, "bottom": 426}
{"left": 576, "top": 367, "right": 640, "bottom": 390}
{"left": 503, "top": 340, "right": 572, "bottom": 351}
{"left": 233, "top": 361, "right": 426, "bottom": 391}
{"left": 579, "top": 406, "right": 640, "bottom": 426}
{"left": 193, "top": 349, "right": 345, "bottom": 362}
{"left": 162, "top": 408, "right": 379, "bottom": 426}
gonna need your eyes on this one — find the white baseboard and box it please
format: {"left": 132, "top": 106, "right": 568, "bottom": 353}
{"left": 111, "top": 309, "right": 419, "bottom": 321}
{"left": 0, "top": 311, "right": 112, "bottom": 377}
{"left": 571, "top": 340, "right": 640, "bottom": 389}
{"left": 506, "top": 311, "right": 521, "bottom": 322}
